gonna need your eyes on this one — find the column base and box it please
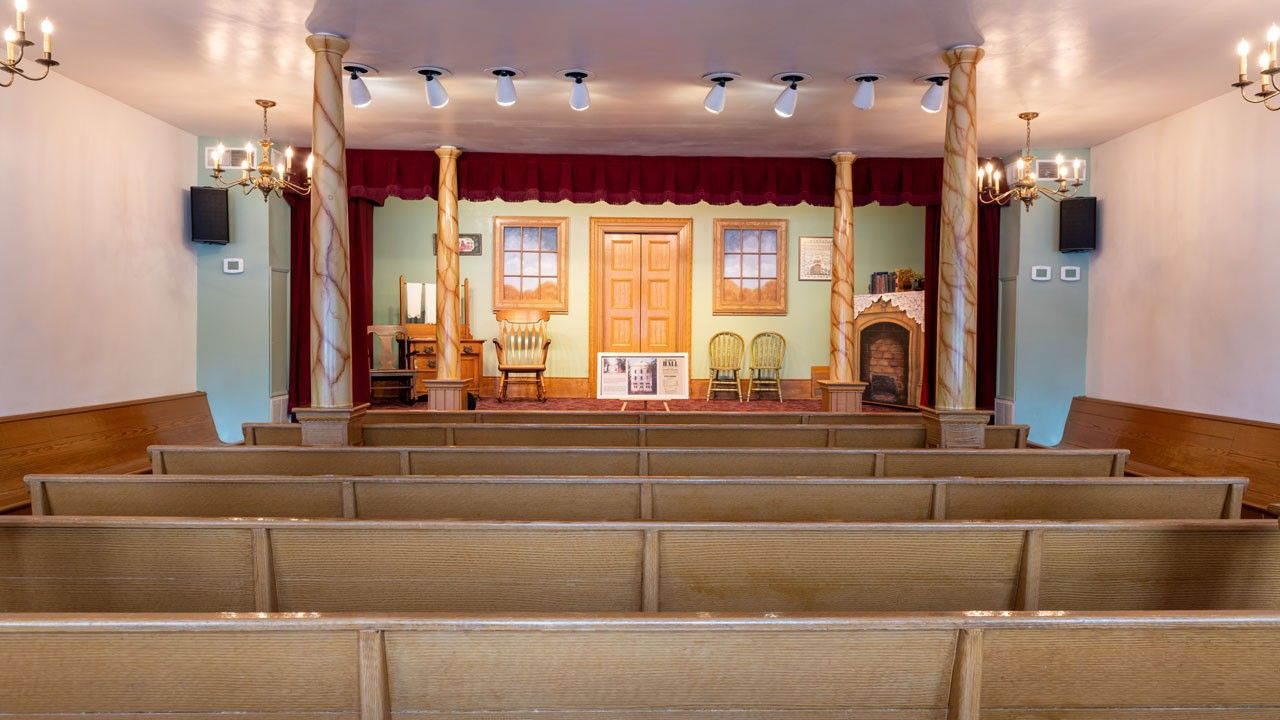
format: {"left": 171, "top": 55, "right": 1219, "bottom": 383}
{"left": 818, "top": 381, "right": 868, "bottom": 413}
{"left": 921, "top": 407, "right": 993, "bottom": 448}
{"left": 425, "top": 379, "right": 468, "bottom": 411}
{"left": 293, "top": 403, "right": 369, "bottom": 447}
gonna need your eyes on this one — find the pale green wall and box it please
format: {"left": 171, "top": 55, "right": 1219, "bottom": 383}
{"left": 373, "top": 199, "right": 924, "bottom": 381}
{"left": 1000, "top": 148, "right": 1092, "bottom": 445}
{"left": 194, "top": 136, "right": 286, "bottom": 441}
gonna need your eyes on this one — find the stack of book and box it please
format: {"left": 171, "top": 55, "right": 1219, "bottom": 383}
{"left": 869, "top": 271, "right": 897, "bottom": 294}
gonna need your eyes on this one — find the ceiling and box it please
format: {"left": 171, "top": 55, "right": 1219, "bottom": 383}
{"left": 34, "top": 0, "right": 1274, "bottom": 157}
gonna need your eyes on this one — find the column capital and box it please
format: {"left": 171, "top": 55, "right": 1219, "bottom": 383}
{"left": 943, "top": 44, "right": 985, "bottom": 69}
{"left": 831, "top": 151, "right": 858, "bottom": 165}
{"left": 306, "top": 33, "right": 350, "bottom": 55}
{"left": 435, "top": 145, "right": 462, "bottom": 160}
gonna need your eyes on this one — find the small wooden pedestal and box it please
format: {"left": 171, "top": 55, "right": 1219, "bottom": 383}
{"left": 425, "top": 379, "right": 468, "bottom": 411}
{"left": 294, "top": 404, "right": 369, "bottom": 447}
{"left": 921, "top": 407, "right": 992, "bottom": 448}
{"left": 818, "top": 381, "right": 868, "bottom": 413}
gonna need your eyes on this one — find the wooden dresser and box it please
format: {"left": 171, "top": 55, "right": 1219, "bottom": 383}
{"left": 407, "top": 333, "right": 486, "bottom": 398}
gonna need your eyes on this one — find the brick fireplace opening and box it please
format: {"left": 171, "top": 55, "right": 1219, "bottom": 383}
{"left": 860, "top": 322, "right": 910, "bottom": 405}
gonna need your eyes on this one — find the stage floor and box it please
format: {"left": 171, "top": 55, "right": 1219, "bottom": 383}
{"left": 462, "top": 397, "right": 910, "bottom": 413}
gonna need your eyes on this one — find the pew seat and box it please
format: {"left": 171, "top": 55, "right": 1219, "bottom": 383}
{"left": 26, "top": 474, "right": 1247, "bottom": 521}
{"left": 1056, "top": 396, "right": 1280, "bottom": 513}
{"left": 149, "top": 445, "right": 1128, "bottom": 478}
{"left": 0, "top": 392, "right": 221, "bottom": 512}
{"left": 4, "top": 516, "right": 1277, "bottom": 613}
{"left": 6, "top": 612, "right": 1278, "bottom": 719}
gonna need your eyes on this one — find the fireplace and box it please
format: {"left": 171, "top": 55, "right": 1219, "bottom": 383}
{"left": 853, "top": 296, "right": 924, "bottom": 408}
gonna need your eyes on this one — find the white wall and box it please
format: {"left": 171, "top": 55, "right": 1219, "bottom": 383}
{"left": 0, "top": 75, "right": 197, "bottom": 415}
{"left": 1089, "top": 91, "right": 1280, "bottom": 422}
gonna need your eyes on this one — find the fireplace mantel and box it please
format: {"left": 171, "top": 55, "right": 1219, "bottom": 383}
{"left": 854, "top": 290, "right": 925, "bottom": 329}
{"left": 853, "top": 291, "right": 925, "bottom": 408}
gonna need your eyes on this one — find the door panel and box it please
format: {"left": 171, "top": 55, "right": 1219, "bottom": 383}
{"left": 602, "top": 234, "right": 643, "bottom": 352}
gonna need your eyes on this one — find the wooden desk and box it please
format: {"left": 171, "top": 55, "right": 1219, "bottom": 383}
{"left": 407, "top": 336, "right": 485, "bottom": 399}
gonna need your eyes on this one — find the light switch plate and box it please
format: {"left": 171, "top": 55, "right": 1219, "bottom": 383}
{"left": 1060, "top": 265, "right": 1081, "bottom": 282}
{"left": 223, "top": 258, "right": 244, "bottom": 274}
{"left": 1031, "top": 265, "right": 1052, "bottom": 281}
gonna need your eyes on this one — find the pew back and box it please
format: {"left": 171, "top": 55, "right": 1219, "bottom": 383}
{"left": 149, "top": 445, "right": 1127, "bottom": 478}
{"left": 3, "top": 517, "right": 1276, "bottom": 614}
{"left": 27, "top": 474, "right": 1247, "bottom": 521}
{"left": 6, "top": 612, "right": 1278, "bottom": 719}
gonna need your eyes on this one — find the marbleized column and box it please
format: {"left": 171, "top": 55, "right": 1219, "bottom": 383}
{"left": 295, "top": 32, "right": 365, "bottom": 445}
{"left": 924, "top": 44, "right": 991, "bottom": 447}
{"left": 819, "top": 151, "right": 867, "bottom": 412}
{"left": 425, "top": 145, "right": 466, "bottom": 411}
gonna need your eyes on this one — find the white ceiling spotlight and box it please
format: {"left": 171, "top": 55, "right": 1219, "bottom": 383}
{"left": 847, "top": 74, "right": 882, "bottom": 111}
{"left": 343, "top": 63, "right": 375, "bottom": 108}
{"left": 485, "top": 66, "right": 523, "bottom": 107}
{"left": 412, "top": 66, "right": 451, "bottom": 109}
{"left": 701, "top": 72, "right": 740, "bottom": 114}
{"left": 771, "top": 72, "right": 810, "bottom": 118}
{"left": 559, "top": 69, "right": 592, "bottom": 111}
{"left": 917, "top": 74, "right": 948, "bottom": 114}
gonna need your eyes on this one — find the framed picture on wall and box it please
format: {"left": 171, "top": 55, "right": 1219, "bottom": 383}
{"left": 432, "top": 233, "right": 483, "bottom": 256}
{"left": 798, "top": 236, "right": 833, "bottom": 281}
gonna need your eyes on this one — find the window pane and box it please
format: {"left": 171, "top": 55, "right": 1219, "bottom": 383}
{"left": 742, "top": 254, "right": 759, "bottom": 278}
{"left": 741, "top": 230, "right": 759, "bottom": 253}
{"left": 540, "top": 278, "right": 559, "bottom": 300}
{"left": 760, "top": 231, "right": 778, "bottom": 253}
{"left": 521, "top": 251, "right": 539, "bottom": 276}
{"left": 759, "top": 254, "right": 777, "bottom": 279}
{"left": 723, "top": 229, "right": 741, "bottom": 253}
{"left": 541, "top": 227, "right": 558, "bottom": 251}
{"left": 503, "top": 276, "right": 521, "bottom": 298}
{"left": 741, "top": 278, "right": 760, "bottom": 304}
{"left": 521, "top": 276, "right": 540, "bottom": 297}
{"left": 723, "top": 279, "right": 742, "bottom": 302}
{"left": 503, "top": 227, "right": 522, "bottom": 250}
{"left": 504, "top": 251, "right": 521, "bottom": 275}
{"left": 723, "top": 254, "right": 741, "bottom": 278}
{"left": 760, "top": 279, "right": 779, "bottom": 301}
{"left": 523, "top": 227, "right": 539, "bottom": 250}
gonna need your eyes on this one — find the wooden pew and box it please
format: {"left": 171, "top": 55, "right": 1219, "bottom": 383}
{"left": 6, "top": 611, "right": 1278, "bottom": 719}
{"left": 0, "top": 392, "right": 221, "bottom": 512}
{"left": 3, "top": 516, "right": 1276, "bottom": 613}
{"left": 26, "top": 474, "right": 1247, "bottom": 521}
{"left": 150, "top": 445, "right": 1127, "bottom": 478}
{"left": 244, "top": 421, "right": 1030, "bottom": 449}
{"left": 1058, "top": 395, "right": 1280, "bottom": 513}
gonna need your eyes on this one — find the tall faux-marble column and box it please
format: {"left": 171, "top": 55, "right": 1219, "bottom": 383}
{"left": 425, "top": 145, "right": 466, "bottom": 411}
{"left": 819, "top": 152, "right": 867, "bottom": 412}
{"left": 295, "top": 32, "right": 366, "bottom": 445}
{"left": 923, "top": 44, "right": 991, "bottom": 447}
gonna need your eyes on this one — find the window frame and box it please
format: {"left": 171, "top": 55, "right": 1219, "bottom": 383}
{"left": 492, "top": 216, "right": 571, "bottom": 313}
{"left": 712, "top": 218, "right": 789, "bottom": 315}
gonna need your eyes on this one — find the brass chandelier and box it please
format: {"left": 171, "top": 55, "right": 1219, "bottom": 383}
{"left": 1, "top": 0, "right": 58, "bottom": 88}
{"left": 978, "top": 112, "right": 1083, "bottom": 212}
{"left": 211, "top": 99, "right": 312, "bottom": 201}
{"left": 1232, "top": 24, "right": 1280, "bottom": 111}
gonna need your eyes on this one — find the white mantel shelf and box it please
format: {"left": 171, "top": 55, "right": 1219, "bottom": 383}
{"left": 854, "top": 290, "right": 925, "bottom": 329}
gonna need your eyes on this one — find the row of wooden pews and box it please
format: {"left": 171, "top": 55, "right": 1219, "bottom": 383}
{"left": 4, "top": 407, "right": 1276, "bottom": 717}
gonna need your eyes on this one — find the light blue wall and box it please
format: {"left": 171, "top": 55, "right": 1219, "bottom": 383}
{"left": 194, "top": 136, "right": 284, "bottom": 442}
{"left": 1000, "top": 148, "right": 1092, "bottom": 445}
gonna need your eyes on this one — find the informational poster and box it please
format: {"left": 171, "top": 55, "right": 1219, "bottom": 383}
{"left": 596, "top": 352, "right": 690, "bottom": 400}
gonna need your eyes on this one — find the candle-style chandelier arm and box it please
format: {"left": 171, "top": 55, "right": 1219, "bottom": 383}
{"left": 1233, "top": 81, "right": 1280, "bottom": 111}
{"left": 209, "top": 99, "right": 312, "bottom": 201}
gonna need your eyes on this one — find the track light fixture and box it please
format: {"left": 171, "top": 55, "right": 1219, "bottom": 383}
{"left": 344, "top": 63, "right": 375, "bottom": 108}
{"left": 413, "top": 66, "right": 451, "bottom": 109}
{"left": 918, "top": 74, "right": 948, "bottom": 113}
{"left": 701, "top": 72, "right": 740, "bottom": 114}
{"left": 486, "top": 66, "right": 522, "bottom": 106}
{"left": 848, "top": 74, "right": 882, "bottom": 111}
{"left": 560, "top": 69, "right": 591, "bottom": 111}
{"left": 771, "top": 72, "right": 810, "bottom": 118}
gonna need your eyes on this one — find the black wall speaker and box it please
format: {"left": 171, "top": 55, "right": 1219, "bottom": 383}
{"left": 1059, "top": 196, "right": 1097, "bottom": 253}
{"left": 190, "top": 186, "right": 230, "bottom": 244}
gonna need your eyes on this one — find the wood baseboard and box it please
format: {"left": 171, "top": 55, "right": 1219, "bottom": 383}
{"left": 689, "top": 378, "right": 814, "bottom": 401}
{"left": 476, "top": 377, "right": 815, "bottom": 400}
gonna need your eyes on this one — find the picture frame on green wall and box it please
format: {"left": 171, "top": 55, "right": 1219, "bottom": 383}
{"left": 798, "top": 236, "right": 832, "bottom": 281}
{"left": 432, "top": 233, "right": 483, "bottom": 256}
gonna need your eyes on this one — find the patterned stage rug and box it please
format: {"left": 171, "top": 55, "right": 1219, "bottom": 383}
{"left": 468, "top": 397, "right": 909, "bottom": 413}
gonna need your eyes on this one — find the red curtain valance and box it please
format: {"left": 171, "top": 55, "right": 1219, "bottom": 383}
{"left": 325, "top": 150, "right": 944, "bottom": 208}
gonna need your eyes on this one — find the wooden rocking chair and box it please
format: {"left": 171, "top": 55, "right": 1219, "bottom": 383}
{"left": 493, "top": 319, "right": 551, "bottom": 401}
{"left": 706, "top": 331, "right": 745, "bottom": 401}
{"left": 747, "top": 331, "right": 786, "bottom": 402}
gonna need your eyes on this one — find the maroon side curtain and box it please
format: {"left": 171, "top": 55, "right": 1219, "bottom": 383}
{"left": 285, "top": 195, "right": 379, "bottom": 413}
{"left": 921, "top": 203, "right": 1000, "bottom": 411}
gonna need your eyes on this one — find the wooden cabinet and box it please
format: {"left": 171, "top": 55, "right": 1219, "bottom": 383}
{"left": 408, "top": 337, "right": 486, "bottom": 399}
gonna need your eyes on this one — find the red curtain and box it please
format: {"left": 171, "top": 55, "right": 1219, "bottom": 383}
{"left": 285, "top": 195, "right": 379, "bottom": 412}
{"left": 921, "top": 203, "right": 1001, "bottom": 411}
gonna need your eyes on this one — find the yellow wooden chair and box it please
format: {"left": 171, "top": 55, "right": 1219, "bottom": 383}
{"left": 747, "top": 331, "right": 786, "bottom": 402}
{"left": 493, "top": 319, "right": 551, "bottom": 401}
{"left": 706, "top": 331, "right": 745, "bottom": 401}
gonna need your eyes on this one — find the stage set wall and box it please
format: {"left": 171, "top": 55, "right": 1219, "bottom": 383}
{"left": 0, "top": 74, "right": 197, "bottom": 416}
{"left": 1090, "top": 90, "right": 1280, "bottom": 424}
{"left": 373, "top": 198, "right": 925, "bottom": 384}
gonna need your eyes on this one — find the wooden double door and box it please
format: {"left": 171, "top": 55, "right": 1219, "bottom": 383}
{"left": 589, "top": 219, "right": 693, "bottom": 388}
